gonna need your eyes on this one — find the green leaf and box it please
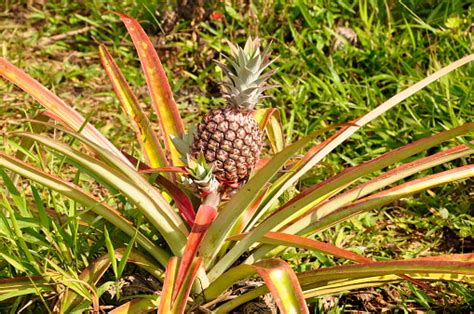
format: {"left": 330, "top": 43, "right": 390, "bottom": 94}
{"left": 12, "top": 133, "right": 188, "bottom": 256}
{"left": 252, "top": 55, "right": 474, "bottom": 230}
{"left": 104, "top": 226, "right": 118, "bottom": 277}
{"left": 212, "top": 255, "right": 474, "bottom": 312}
{"left": 17, "top": 121, "right": 190, "bottom": 235}
{"left": 0, "top": 253, "right": 26, "bottom": 273}
{"left": 209, "top": 163, "right": 474, "bottom": 283}
{"left": 289, "top": 141, "right": 473, "bottom": 232}
{"left": 297, "top": 164, "right": 474, "bottom": 237}
{"left": 117, "top": 228, "right": 139, "bottom": 278}
{"left": 31, "top": 185, "right": 50, "bottom": 231}
{"left": 99, "top": 44, "right": 168, "bottom": 169}
{"left": 0, "top": 153, "right": 170, "bottom": 266}
{"left": 0, "top": 276, "right": 52, "bottom": 302}
{"left": 295, "top": 0, "right": 316, "bottom": 28}
{"left": 61, "top": 248, "right": 165, "bottom": 312}
{"left": 60, "top": 253, "right": 111, "bottom": 312}
{"left": 247, "top": 127, "right": 474, "bottom": 263}
{"left": 109, "top": 295, "right": 161, "bottom": 313}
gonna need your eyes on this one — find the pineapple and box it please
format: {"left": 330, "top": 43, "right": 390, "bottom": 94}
{"left": 191, "top": 37, "right": 275, "bottom": 191}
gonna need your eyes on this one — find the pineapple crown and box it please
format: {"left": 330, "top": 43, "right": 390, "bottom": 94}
{"left": 181, "top": 153, "right": 219, "bottom": 196}
{"left": 217, "top": 37, "right": 276, "bottom": 112}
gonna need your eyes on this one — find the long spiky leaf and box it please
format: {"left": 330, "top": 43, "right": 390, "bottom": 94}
{"left": 116, "top": 12, "right": 185, "bottom": 166}
{"left": 250, "top": 55, "right": 474, "bottom": 229}
{"left": 0, "top": 153, "right": 171, "bottom": 266}
{"left": 0, "top": 58, "right": 130, "bottom": 165}
{"left": 12, "top": 132, "right": 188, "bottom": 255}
{"left": 98, "top": 44, "right": 168, "bottom": 169}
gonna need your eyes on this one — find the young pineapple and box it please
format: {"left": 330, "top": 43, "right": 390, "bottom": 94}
{"left": 191, "top": 37, "right": 275, "bottom": 191}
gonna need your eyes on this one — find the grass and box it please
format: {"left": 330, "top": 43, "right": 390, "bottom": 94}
{"left": 0, "top": 0, "right": 472, "bottom": 312}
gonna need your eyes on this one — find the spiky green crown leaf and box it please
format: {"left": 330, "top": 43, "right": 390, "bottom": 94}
{"left": 181, "top": 153, "right": 219, "bottom": 195}
{"left": 217, "top": 37, "right": 276, "bottom": 112}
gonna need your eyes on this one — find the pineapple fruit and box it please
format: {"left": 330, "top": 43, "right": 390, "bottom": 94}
{"left": 191, "top": 37, "right": 275, "bottom": 192}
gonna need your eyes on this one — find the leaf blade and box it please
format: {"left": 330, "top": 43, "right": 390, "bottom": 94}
{"left": 98, "top": 44, "right": 168, "bottom": 168}
{"left": 0, "top": 58, "right": 129, "bottom": 164}
{"left": 116, "top": 12, "right": 185, "bottom": 166}
{"left": 251, "top": 259, "right": 308, "bottom": 314}
{"left": 0, "top": 153, "right": 171, "bottom": 266}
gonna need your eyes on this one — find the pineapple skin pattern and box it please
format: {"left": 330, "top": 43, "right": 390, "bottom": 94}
{"left": 192, "top": 107, "right": 262, "bottom": 184}
{"left": 191, "top": 37, "right": 274, "bottom": 191}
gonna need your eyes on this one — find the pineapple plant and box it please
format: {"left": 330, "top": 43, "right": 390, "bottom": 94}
{"left": 0, "top": 11, "right": 473, "bottom": 314}
{"left": 191, "top": 37, "right": 275, "bottom": 193}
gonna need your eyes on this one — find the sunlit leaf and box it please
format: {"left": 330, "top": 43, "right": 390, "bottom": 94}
{"left": 13, "top": 132, "right": 188, "bottom": 255}
{"left": 158, "top": 257, "right": 179, "bottom": 313}
{"left": 255, "top": 108, "right": 285, "bottom": 153}
{"left": 172, "top": 258, "right": 202, "bottom": 313}
{"left": 0, "top": 277, "right": 52, "bottom": 302}
{"left": 251, "top": 259, "right": 308, "bottom": 314}
{"left": 99, "top": 44, "right": 168, "bottom": 169}
{"left": 246, "top": 124, "right": 474, "bottom": 263}
{"left": 298, "top": 164, "right": 474, "bottom": 236}
{"left": 116, "top": 12, "right": 185, "bottom": 166}
{"left": 211, "top": 255, "right": 474, "bottom": 312}
{"left": 0, "top": 58, "right": 129, "bottom": 164}
{"left": 174, "top": 205, "right": 216, "bottom": 297}
{"left": 251, "top": 56, "right": 474, "bottom": 231}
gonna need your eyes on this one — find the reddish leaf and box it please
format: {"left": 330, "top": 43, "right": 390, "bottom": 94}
{"left": 116, "top": 12, "right": 185, "bottom": 166}
{"left": 238, "top": 231, "right": 432, "bottom": 291}
{"left": 158, "top": 257, "right": 179, "bottom": 312}
{"left": 230, "top": 188, "right": 268, "bottom": 237}
{"left": 297, "top": 257, "right": 474, "bottom": 285}
{"left": 122, "top": 151, "right": 195, "bottom": 226}
{"left": 229, "top": 231, "right": 370, "bottom": 264}
{"left": 213, "top": 255, "right": 474, "bottom": 312}
{"left": 251, "top": 259, "right": 308, "bottom": 314}
{"left": 281, "top": 122, "right": 474, "bottom": 216}
{"left": 0, "top": 58, "right": 129, "bottom": 164}
{"left": 172, "top": 258, "right": 202, "bottom": 313}
{"left": 139, "top": 166, "right": 188, "bottom": 174}
{"left": 254, "top": 158, "right": 270, "bottom": 172}
{"left": 174, "top": 205, "right": 217, "bottom": 298}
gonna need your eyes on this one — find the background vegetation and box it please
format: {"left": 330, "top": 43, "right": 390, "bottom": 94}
{"left": 0, "top": 0, "right": 472, "bottom": 312}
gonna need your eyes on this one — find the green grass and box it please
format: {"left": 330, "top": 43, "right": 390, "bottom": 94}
{"left": 0, "top": 0, "right": 472, "bottom": 312}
